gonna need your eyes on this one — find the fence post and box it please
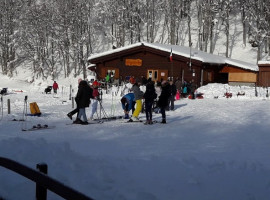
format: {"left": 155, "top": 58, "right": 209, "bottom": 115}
{"left": 36, "top": 163, "right": 48, "bottom": 200}
{"left": 7, "top": 99, "right": 10, "bottom": 114}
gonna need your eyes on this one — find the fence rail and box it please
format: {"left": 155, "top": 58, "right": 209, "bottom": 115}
{"left": 0, "top": 157, "right": 94, "bottom": 200}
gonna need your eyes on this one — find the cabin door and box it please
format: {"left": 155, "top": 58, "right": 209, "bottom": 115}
{"left": 159, "top": 70, "right": 168, "bottom": 82}
{"left": 147, "top": 70, "right": 159, "bottom": 82}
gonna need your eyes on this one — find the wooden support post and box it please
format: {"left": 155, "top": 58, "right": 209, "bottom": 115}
{"left": 7, "top": 99, "right": 10, "bottom": 114}
{"left": 36, "top": 163, "right": 48, "bottom": 200}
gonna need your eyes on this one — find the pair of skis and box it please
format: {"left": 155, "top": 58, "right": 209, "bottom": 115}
{"left": 22, "top": 124, "right": 55, "bottom": 131}
{"left": 124, "top": 119, "right": 159, "bottom": 124}
{"left": 66, "top": 120, "right": 104, "bottom": 125}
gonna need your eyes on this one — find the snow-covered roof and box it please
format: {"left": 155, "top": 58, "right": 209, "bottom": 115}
{"left": 89, "top": 42, "right": 258, "bottom": 71}
{"left": 258, "top": 60, "right": 270, "bottom": 65}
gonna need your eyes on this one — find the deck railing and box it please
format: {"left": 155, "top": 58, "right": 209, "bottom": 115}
{"left": 0, "top": 157, "right": 94, "bottom": 200}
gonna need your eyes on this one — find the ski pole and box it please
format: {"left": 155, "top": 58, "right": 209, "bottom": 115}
{"left": 21, "top": 96, "right": 28, "bottom": 130}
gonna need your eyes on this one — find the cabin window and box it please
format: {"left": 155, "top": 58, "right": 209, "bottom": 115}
{"left": 101, "top": 67, "right": 119, "bottom": 79}
{"left": 154, "top": 71, "right": 158, "bottom": 80}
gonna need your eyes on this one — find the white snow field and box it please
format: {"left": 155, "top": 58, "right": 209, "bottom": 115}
{"left": 1, "top": 75, "right": 270, "bottom": 200}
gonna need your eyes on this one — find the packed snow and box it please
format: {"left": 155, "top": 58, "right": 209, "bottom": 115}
{"left": 1, "top": 73, "right": 270, "bottom": 200}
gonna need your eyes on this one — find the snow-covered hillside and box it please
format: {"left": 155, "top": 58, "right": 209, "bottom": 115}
{"left": 1, "top": 73, "right": 270, "bottom": 200}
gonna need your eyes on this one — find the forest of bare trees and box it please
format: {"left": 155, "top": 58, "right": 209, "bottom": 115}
{"left": 0, "top": 0, "right": 269, "bottom": 80}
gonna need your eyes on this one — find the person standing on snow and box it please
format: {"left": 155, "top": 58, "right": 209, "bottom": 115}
{"left": 175, "top": 77, "right": 182, "bottom": 93}
{"left": 129, "top": 82, "right": 144, "bottom": 122}
{"left": 121, "top": 93, "right": 135, "bottom": 119}
{"left": 89, "top": 80, "right": 100, "bottom": 120}
{"left": 174, "top": 77, "right": 182, "bottom": 100}
{"left": 190, "top": 80, "right": 197, "bottom": 99}
{"left": 52, "top": 81, "right": 59, "bottom": 94}
{"left": 182, "top": 80, "right": 188, "bottom": 98}
{"left": 105, "top": 73, "right": 110, "bottom": 84}
{"left": 155, "top": 81, "right": 162, "bottom": 98}
{"left": 167, "top": 79, "right": 177, "bottom": 111}
{"left": 143, "top": 81, "right": 157, "bottom": 125}
{"left": 158, "top": 80, "right": 170, "bottom": 124}
{"left": 67, "top": 78, "right": 82, "bottom": 120}
{"left": 73, "top": 80, "right": 93, "bottom": 125}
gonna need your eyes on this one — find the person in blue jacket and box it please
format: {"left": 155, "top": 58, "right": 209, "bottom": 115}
{"left": 121, "top": 93, "right": 136, "bottom": 119}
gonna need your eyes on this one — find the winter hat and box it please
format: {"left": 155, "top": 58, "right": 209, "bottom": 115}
{"left": 129, "top": 76, "right": 136, "bottom": 84}
{"left": 92, "top": 80, "right": 99, "bottom": 86}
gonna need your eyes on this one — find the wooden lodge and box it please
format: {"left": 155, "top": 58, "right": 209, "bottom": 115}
{"left": 258, "top": 61, "right": 270, "bottom": 87}
{"left": 88, "top": 42, "right": 259, "bottom": 87}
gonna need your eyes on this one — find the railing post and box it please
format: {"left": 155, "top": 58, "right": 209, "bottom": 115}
{"left": 36, "top": 163, "right": 48, "bottom": 200}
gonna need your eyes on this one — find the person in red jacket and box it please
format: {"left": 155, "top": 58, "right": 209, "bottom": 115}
{"left": 89, "top": 80, "right": 100, "bottom": 120}
{"left": 52, "top": 81, "right": 59, "bottom": 94}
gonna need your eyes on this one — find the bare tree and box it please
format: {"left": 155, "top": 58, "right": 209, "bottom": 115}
{"left": 246, "top": 0, "right": 270, "bottom": 61}
{"left": 1, "top": 0, "right": 270, "bottom": 79}
{"left": 0, "top": 0, "right": 22, "bottom": 76}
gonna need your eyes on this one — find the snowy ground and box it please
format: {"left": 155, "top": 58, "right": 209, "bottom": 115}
{"left": 1, "top": 75, "right": 270, "bottom": 200}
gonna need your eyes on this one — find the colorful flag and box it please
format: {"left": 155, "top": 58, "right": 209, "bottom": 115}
{"left": 170, "top": 48, "right": 173, "bottom": 62}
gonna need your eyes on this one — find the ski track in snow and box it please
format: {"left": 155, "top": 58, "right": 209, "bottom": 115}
{"left": 1, "top": 82, "right": 270, "bottom": 199}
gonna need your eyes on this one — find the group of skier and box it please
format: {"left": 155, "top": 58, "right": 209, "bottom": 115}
{"left": 121, "top": 78, "right": 177, "bottom": 124}
{"left": 66, "top": 76, "right": 181, "bottom": 125}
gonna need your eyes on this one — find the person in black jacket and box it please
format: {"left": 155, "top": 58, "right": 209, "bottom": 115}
{"left": 158, "top": 80, "right": 170, "bottom": 124}
{"left": 73, "top": 80, "right": 93, "bottom": 125}
{"left": 190, "top": 80, "right": 197, "bottom": 99}
{"left": 143, "top": 81, "right": 157, "bottom": 125}
{"left": 67, "top": 78, "right": 82, "bottom": 120}
{"left": 167, "top": 80, "right": 177, "bottom": 111}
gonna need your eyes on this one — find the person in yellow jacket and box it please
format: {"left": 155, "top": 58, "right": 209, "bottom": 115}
{"left": 129, "top": 82, "right": 144, "bottom": 122}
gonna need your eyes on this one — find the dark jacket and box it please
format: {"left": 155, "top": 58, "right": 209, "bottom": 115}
{"left": 175, "top": 80, "right": 182, "bottom": 91}
{"left": 143, "top": 82, "right": 157, "bottom": 103}
{"left": 158, "top": 82, "right": 170, "bottom": 108}
{"left": 75, "top": 80, "right": 93, "bottom": 108}
{"left": 190, "top": 82, "right": 197, "bottom": 93}
{"left": 169, "top": 84, "right": 177, "bottom": 96}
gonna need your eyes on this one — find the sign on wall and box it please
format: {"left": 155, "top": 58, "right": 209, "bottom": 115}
{"left": 125, "top": 59, "right": 142, "bottom": 66}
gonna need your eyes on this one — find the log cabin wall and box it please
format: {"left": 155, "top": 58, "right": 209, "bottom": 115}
{"left": 258, "top": 64, "right": 270, "bottom": 87}
{"left": 95, "top": 48, "right": 203, "bottom": 87}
